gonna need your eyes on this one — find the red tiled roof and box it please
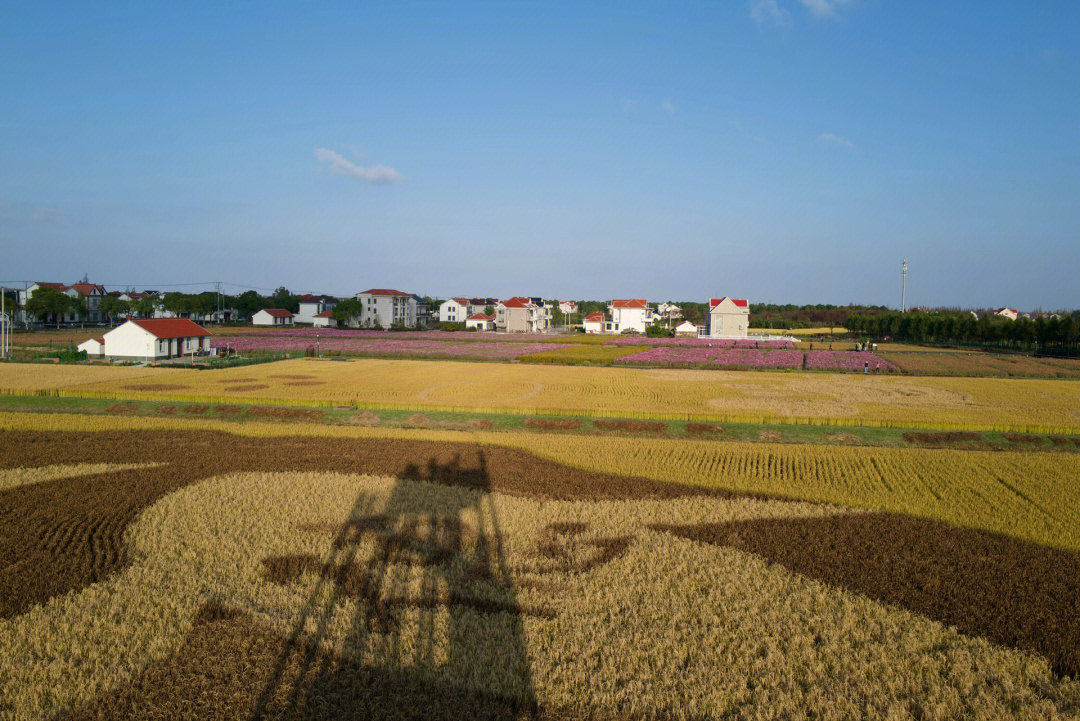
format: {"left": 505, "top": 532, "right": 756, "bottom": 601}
{"left": 611, "top": 299, "right": 648, "bottom": 309}
{"left": 314, "top": 310, "right": 335, "bottom": 318}
{"left": 584, "top": 312, "right": 605, "bottom": 322}
{"left": 501, "top": 297, "right": 534, "bottom": 309}
{"left": 297, "top": 294, "right": 324, "bottom": 303}
{"left": 260, "top": 308, "right": 294, "bottom": 318}
{"left": 360, "top": 288, "right": 412, "bottom": 297}
{"left": 709, "top": 297, "right": 748, "bottom": 310}
{"left": 128, "top": 318, "right": 210, "bottom": 339}
{"left": 449, "top": 297, "right": 471, "bottom": 305}
{"left": 71, "top": 283, "right": 105, "bottom": 296}
{"left": 467, "top": 312, "right": 495, "bottom": 321}
{"left": 37, "top": 282, "right": 70, "bottom": 292}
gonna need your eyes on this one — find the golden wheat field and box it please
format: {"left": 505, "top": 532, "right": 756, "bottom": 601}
{"left": 4, "top": 465, "right": 1080, "bottom": 720}
{"left": 3, "top": 358, "right": 1080, "bottom": 432}
{"left": 3, "top": 411, "right": 1078, "bottom": 553}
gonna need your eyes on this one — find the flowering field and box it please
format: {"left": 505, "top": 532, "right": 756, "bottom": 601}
{"left": 614, "top": 347, "right": 805, "bottom": 369}
{"left": 605, "top": 337, "right": 795, "bottom": 348}
{"left": 211, "top": 336, "right": 573, "bottom": 360}
{"left": 239, "top": 328, "right": 536, "bottom": 342}
{"left": 805, "top": 350, "right": 899, "bottom": 372}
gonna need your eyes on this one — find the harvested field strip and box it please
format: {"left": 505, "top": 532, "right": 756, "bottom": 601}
{"left": 8, "top": 469, "right": 1080, "bottom": 720}
{"left": 658, "top": 511, "right": 1080, "bottom": 678}
{"left": 5, "top": 358, "right": 1080, "bottom": 433}
{"left": 1, "top": 413, "right": 1079, "bottom": 554}
{"left": 0, "top": 429, "right": 723, "bottom": 617}
{"left": 0, "top": 462, "right": 162, "bottom": 491}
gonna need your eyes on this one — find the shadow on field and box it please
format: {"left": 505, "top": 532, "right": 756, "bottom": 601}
{"left": 249, "top": 450, "right": 539, "bottom": 720}
{"left": 656, "top": 512, "right": 1080, "bottom": 678}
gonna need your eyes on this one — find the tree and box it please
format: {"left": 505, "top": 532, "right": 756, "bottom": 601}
{"left": 25, "top": 286, "right": 76, "bottom": 328}
{"left": 270, "top": 286, "right": 299, "bottom": 313}
{"left": 549, "top": 301, "right": 565, "bottom": 328}
{"left": 99, "top": 295, "right": 130, "bottom": 324}
{"left": 332, "top": 298, "right": 363, "bottom": 326}
{"left": 234, "top": 290, "right": 266, "bottom": 320}
{"left": 134, "top": 295, "right": 159, "bottom": 318}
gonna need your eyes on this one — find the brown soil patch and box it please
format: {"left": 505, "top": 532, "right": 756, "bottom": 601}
{"left": 1004, "top": 433, "right": 1042, "bottom": 445}
{"left": 593, "top": 419, "right": 666, "bottom": 433}
{"left": 825, "top": 433, "right": 861, "bottom": 445}
{"left": 656, "top": 513, "right": 1080, "bottom": 677}
{"left": 155, "top": 405, "right": 177, "bottom": 415}
{"left": 214, "top": 404, "right": 242, "bottom": 414}
{"left": 1049, "top": 436, "right": 1068, "bottom": 446}
{"left": 246, "top": 406, "right": 324, "bottom": 421}
{"left": 105, "top": 403, "right": 139, "bottom": 414}
{"left": 468, "top": 419, "right": 494, "bottom": 430}
{"left": 523, "top": 418, "right": 581, "bottom": 431}
{"left": 267, "top": 374, "right": 317, "bottom": 380}
{"left": 758, "top": 429, "right": 783, "bottom": 442}
{"left": 685, "top": 423, "right": 723, "bottom": 435}
{"left": 62, "top": 603, "right": 577, "bottom": 720}
{"left": 182, "top": 404, "right": 209, "bottom": 415}
{"left": 343, "top": 411, "right": 380, "bottom": 426}
{"left": 120, "top": 383, "right": 188, "bottom": 391}
{"left": 902, "top": 431, "right": 982, "bottom": 447}
{"left": 283, "top": 380, "right": 324, "bottom": 386}
{"left": 0, "top": 429, "right": 730, "bottom": 618}
{"left": 402, "top": 413, "right": 470, "bottom": 431}
{"left": 223, "top": 383, "right": 269, "bottom": 392}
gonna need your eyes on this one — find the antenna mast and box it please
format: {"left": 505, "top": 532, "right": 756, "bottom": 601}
{"left": 901, "top": 259, "right": 908, "bottom": 312}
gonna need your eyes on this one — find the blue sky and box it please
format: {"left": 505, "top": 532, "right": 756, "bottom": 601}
{"left": 2, "top": 1, "right": 1078, "bottom": 308}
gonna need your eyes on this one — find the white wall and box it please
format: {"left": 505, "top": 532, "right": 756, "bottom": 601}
{"left": 609, "top": 306, "right": 649, "bottom": 333}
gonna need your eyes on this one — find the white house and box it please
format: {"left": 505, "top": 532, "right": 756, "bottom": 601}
{"left": 993, "top": 307, "right": 1019, "bottom": 321}
{"left": 706, "top": 297, "right": 749, "bottom": 339}
{"left": 313, "top": 310, "right": 337, "bottom": 327}
{"left": 84, "top": 318, "right": 211, "bottom": 362}
{"left": 439, "top": 298, "right": 473, "bottom": 323}
{"left": 77, "top": 335, "right": 106, "bottom": 357}
{"left": 352, "top": 289, "right": 418, "bottom": 328}
{"left": 465, "top": 312, "right": 496, "bottom": 331}
{"left": 252, "top": 308, "right": 295, "bottom": 326}
{"left": 296, "top": 295, "right": 336, "bottom": 324}
{"left": 583, "top": 312, "right": 605, "bottom": 334}
{"left": 558, "top": 301, "right": 577, "bottom": 315}
{"left": 658, "top": 302, "right": 682, "bottom": 321}
{"left": 495, "top": 297, "right": 548, "bottom": 333}
{"left": 19, "top": 281, "right": 107, "bottom": 325}
{"left": 607, "top": 299, "right": 652, "bottom": 334}
{"left": 673, "top": 320, "right": 700, "bottom": 337}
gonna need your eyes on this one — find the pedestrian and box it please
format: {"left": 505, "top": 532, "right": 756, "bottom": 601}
{"left": 863, "top": 360, "right": 869, "bottom": 374}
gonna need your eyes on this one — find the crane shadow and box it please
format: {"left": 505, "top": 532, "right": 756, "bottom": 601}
{"left": 249, "top": 450, "right": 540, "bottom": 720}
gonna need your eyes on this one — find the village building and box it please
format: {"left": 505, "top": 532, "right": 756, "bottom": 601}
{"left": 706, "top": 297, "right": 749, "bottom": 338}
{"left": 558, "top": 301, "right": 577, "bottom": 315}
{"left": 495, "top": 297, "right": 548, "bottom": 333}
{"left": 606, "top": 299, "right": 653, "bottom": 334}
{"left": 582, "top": 312, "right": 605, "bottom": 334}
{"left": 993, "top": 307, "right": 1019, "bottom": 321}
{"left": 657, "top": 302, "right": 682, "bottom": 320}
{"left": 312, "top": 310, "right": 337, "bottom": 327}
{"left": 295, "top": 295, "right": 336, "bottom": 324}
{"left": 465, "top": 312, "right": 496, "bottom": 331}
{"left": 673, "top": 320, "right": 700, "bottom": 337}
{"left": 79, "top": 318, "right": 211, "bottom": 362}
{"left": 352, "top": 289, "right": 418, "bottom": 328}
{"left": 252, "top": 308, "right": 295, "bottom": 326}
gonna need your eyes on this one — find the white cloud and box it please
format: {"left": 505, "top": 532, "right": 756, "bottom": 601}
{"left": 750, "top": 0, "right": 791, "bottom": 27}
{"left": 797, "top": 0, "right": 853, "bottom": 18}
{"left": 314, "top": 148, "right": 400, "bottom": 184}
{"left": 661, "top": 99, "right": 677, "bottom": 115}
{"left": 817, "top": 133, "right": 855, "bottom": 149}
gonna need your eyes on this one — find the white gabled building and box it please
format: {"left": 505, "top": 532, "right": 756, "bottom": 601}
{"left": 353, "top": 289, "right": 418, "bottom": 328}
{"left": 657, "top": 302, "right": 682, "bottom": 320}
{"left": 296, "top": 295, "right": 336, "bottom": 324}
{"left": 465, "top": 312, "right": 496, "bottom": 331}
{"left": 81, "top": 318, "right": 211, "bottom": 362}
{"left": 252, "top": 308, "right": 295, "bottom": 326}
{"left": 706, "top": 297, "right": 749, "bottom": 338}
{"left": 77, "top": 335, "right": 106, "bottom": 358}
{"left": 583, "top": 312, "right": 605, "bottom": 334}
{"left": 673, "top": 320, "right": 700, "bottom": 336}
{"left": 606, "top": 299, "right": 653, "bottom": 334}
{"left": 993, "top": 307, "right": 1019, "bottom": 321}
{"left": 439, "top": 298, "right": 473, "bottom": 323}
{"left": 312, "top": 310, "right": 337, "bottom": 327}
{"left": 495, "top": 297, "right": 548, "bottom": 333}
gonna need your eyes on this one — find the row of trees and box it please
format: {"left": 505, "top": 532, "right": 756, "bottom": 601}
{"left": 844, "top": 310, "right": 1080, "bottom": 351}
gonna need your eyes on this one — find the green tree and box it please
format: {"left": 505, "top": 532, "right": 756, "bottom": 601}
{"left": 270, "top": 286, "right": 299, "bottom": 313}
{"left": 134, "top": 295, "right": 159, "bottom": 318}
{"left": 25, "top": 286, "right": 76, "bottom": 328}
{"left": 234, "top": 290, "right": 266, "bottom": 320}
{"left": 332, "top": 298, "right": 363, "bottom": 326}
{"left": 99, "top": 295, "right": 131, "bottom": 324}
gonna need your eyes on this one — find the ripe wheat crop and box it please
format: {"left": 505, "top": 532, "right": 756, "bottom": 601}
{"left": 4, "top": 358, "right": 1080, "bottom": 432}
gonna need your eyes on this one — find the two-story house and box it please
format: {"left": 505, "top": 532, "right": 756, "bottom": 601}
{"left": 605, "top": 299, "right": 652, "bottom": 334}
{"left": 296, "top": 294, "right": 337, "bottom": 324}
{"left": 354, "top": 288, "right": 418, "bottom": 328}
{"left": 495, "top": 297, "right": 547, "bottom": 333}
{"left": 706, "top": 297, "right": 749, "bottom": 338}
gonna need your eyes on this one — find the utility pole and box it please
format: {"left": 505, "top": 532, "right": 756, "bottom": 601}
{"left": 901, "top": 259, "right": 908, "bottom": 312}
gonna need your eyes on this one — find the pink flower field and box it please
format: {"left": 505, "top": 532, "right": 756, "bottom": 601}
{"left": 613, "top": 347, "right": 805, "bottom": 369}
{"left": 211, "top": 336, "right": 573, "bottom": 360}
{"left": 604, "top": 337, "right": 794, "bottom": 349}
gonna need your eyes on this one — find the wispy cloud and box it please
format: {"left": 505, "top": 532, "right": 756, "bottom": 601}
{"left": 750, "top": 0, "right": 791, "bottom": 27}
{"left": 314, "top": 148, "right": 400, "bottom": 184}
{"left": 797, "top": 0, "right": 853, "bottom": 18}
{"left": 817, "top": 133, "right": 856, "bottom": 149}
{"left": 661, "top": 99, "right": 677, "bottom": 115}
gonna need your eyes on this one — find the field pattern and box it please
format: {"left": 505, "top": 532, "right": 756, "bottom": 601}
{"left": 4, "top": 358, "right": 1080, "bottom": 432}
{"left": 3, "top": 438, "right": 1080, "bottom": 720}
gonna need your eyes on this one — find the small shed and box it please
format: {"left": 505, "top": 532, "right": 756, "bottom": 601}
{"left": 252, "top": 308, "right": 295, "bottom": 326}
{"left": 77, "top": 336, "right": 106, "bottom": 357}
{"left": 465, "top": 312, "right": 496, "bottom": 331}
{"left": 312, "top": 310, "right": 337, "bottom": 328}
{"left": 673, "top": 320, "right": 700, "bottom": 337}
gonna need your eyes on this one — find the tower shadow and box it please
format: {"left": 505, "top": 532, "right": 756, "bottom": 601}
{"left": 250, "top": 450, "right": 539, "bottom": 720}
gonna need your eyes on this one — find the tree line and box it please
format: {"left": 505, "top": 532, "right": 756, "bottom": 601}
{"left": 844, "top": 310, "right": 1080, "bottom": 352}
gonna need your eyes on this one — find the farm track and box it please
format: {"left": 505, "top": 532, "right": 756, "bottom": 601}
{"left": 0, "top": 429, "right": 729, "bottom": 618}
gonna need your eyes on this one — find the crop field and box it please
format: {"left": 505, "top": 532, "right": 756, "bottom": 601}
{"left": 883, "top": 350, "right": 1080, "bottom": 378}
{"left": 3, "top": 423, "right": 1080, "bottom": 720}
{"left": 4, "top": 357, "right": 1080, "bottom": 432}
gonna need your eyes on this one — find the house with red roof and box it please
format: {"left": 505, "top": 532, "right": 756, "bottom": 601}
{"left": 351, "top": 288, "right": 418, "bottom": 328}
{"left": 81, "top": 318, "right": 211, "bottom": 362}
{"left": 605, "top": 299, "right": 654, "bottom": 334}
{"left": 18, "top": 281, "right": 110, "bottom": 325}
{"left": 465, "top": 312, "right": 496, "bottom": 331}
{"left": 495, "top": 297, "right": 549, "bottom": 333}
{"left": 296, "top": 294, "right": 337, "bottom": 324}
{"left": 312, "top": 310, "right": 338, "bottom": 328}
{"left": 993, "top": 307, "right": 1019, "bottom": 321}
{"left": 252, "top": 308, "right": 295, "bottom": 327}
{"left": 706, "top": 297, "right": 750, "bottom": 338}
{"left": 583, "top": 312, "right": 606, "bottom": 334}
